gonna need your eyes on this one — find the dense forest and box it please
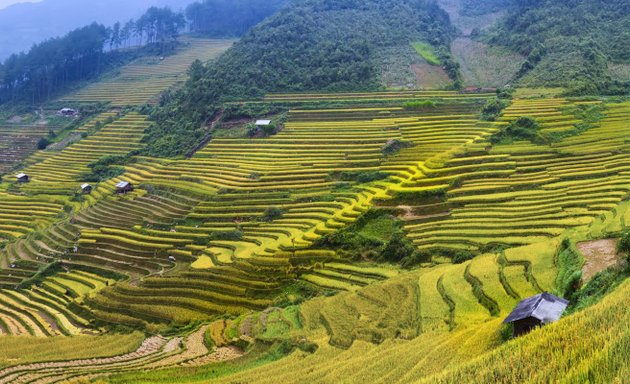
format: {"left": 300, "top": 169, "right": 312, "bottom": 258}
{"left": 483, "top": 0, "right": 630, "bottom": 93}
{"left": 186, "top": 0, "right": 286, "bottom": 37}
{"left": 110, "top": 7, "right": 185, "bottom": 49}
{"left": 0, "top": 7, "right": 185, "bottom": 104}
{"left": 144, "top": 0, "right": 456, "bottom": 157}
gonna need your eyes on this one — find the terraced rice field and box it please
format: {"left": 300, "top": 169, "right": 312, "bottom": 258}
{"left": 265, "top": 90, "right": 495, "bottom": 103}
{"left": 18, "top": 112, "right": 149, "bottom": 196}
{"left": 401, "top": 100, "right": 630, "bottom": 252}
{"left": 0, "top": 89, "right": 628, "bottom": 382}
{"left": 0, "top": 123, "right": 54, "bottom": 174}
{"left": 60, "top": 38, "right": 234, "bottom": 106}
{"left": 103, "top": 239, "right": 559, "bottom": 384}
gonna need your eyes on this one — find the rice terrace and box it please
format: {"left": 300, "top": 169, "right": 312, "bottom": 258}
{"left": 0, "top": 0, "right": 628, "bottom": 383}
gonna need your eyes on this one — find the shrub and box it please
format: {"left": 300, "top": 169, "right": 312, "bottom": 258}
{"left": 262, "top": 206, "right": 284, "bottom": 222}
{"left": 262, "top": 123, "right": 276, "bottom": 136}
{"left": 403, "top": 100, "right": 437, "bottom": 110}
{"left": 382, "top": 139, "right": 413, "bottom": 156}
{"left": 339, "top": 171, "right": 388, "bottom": 183}
{"left": 555, "top": 238, "right": 585, "bottom": 299}
{"left": 37, "top": 137, "right": 51, "bottom": 150}
{"left": 81, "top": 154, "right": 129, "bottom": 182}
{"left": 379, "top": 233, "right": 415, "bottom": 263}
{"left": 481, "top": 98, "right": 510, "bottom": 121}
{"left": 617, "top": 231, "right": 630, "bottom": 257}
{"left": 491, "top": 116, "right": 544, "bottom": 144}
{"left": 452, "top": 251, "right": 474, "bottom": 264}
{"left": 210, "top": 230, "right": 243, "bottom": 241}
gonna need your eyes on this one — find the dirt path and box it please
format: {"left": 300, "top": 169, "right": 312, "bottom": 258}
{"left": 146, "top": 326, "right": 209, "bottom": 368}
{"left": 182, "top": 346, "right": 243, "bottom": 367}
{"left": 0, "top": 336, "right": 168, "bottom": 384}
{"left": 577, "top": 239, "right": 621, "bottom": 281}
{"left": 396, "top": 205, "right": 451, "bottom": 221}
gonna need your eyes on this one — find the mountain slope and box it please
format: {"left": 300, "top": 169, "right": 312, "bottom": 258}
{"left": 482, "top": 0, "right": 630, "bottom": 93}
{"left": 146, "top": 0, "right": 456, "bottom": 156}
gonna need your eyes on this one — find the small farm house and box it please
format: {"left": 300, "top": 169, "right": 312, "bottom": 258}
{"left": 503, "top": 292, "right": 569, "bottom": 337}
{"left": 58, "top": 108, "right": 78, "bottom": 117}
{"left": 255, "top": 120, "right": 272, "bottom": 129}
{"left": 115, "top": 181, "right": 133, "bottom": 194}
{"left": 81, "top": 183, "right": 93, "bottom": 194}
{"left": 16, "top": 173, "right": 29, "bottom": 183}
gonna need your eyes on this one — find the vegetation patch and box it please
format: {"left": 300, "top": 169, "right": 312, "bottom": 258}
{"left": 313, "top": 209, "right": 430, "bottom": 267}
{"left": 411, "top": 42, "right": 441, "bottom": 65}
{"left": 81, "top": 154, "right": 130, "bottom": 182}
{"left": 490, "top": 116, "right": 543, "bottom": 144}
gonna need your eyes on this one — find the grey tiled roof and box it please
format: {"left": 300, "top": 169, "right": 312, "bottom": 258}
{"left": 504, "top": 292, "right": 569, "bottom": 324}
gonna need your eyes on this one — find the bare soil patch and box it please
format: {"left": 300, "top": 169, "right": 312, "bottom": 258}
{"left": 411, "top": 63, "right": 451, "bottom": 89}
{"left": 396, "top": 205, "right": 451, "bottom": 221}
{"left": 577, "top": 239, "right": 621, "bottom": 281}
{"left": 451, "top": 38, "right": 524, "bottom": 87}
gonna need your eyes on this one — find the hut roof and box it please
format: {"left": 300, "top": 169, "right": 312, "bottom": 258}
{"left": 81, "top": 183, "right": 92, "bottom": 189}
{"left": 116, "top": 181, "right": 130, "bottom": 189}
{"left": 504, "top": 292, "right": 568, "bottom": 324}
{"left": 255, "top": 120, "right": 272, "bottom": 126}
{"left": 16, "top": 173, "right": 27, "bottom": 179}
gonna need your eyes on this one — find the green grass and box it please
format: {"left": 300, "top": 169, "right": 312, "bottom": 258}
{"left": 411, "top": 42, "right": 441, "bottom": 66}
{"left": 358, "top": 214, "right": 400, "bottom": 242}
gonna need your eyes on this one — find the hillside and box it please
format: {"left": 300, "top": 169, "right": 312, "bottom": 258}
{"left": 0, "top": 86, "right": 629, "bottom": 381}
{"left": 482, "top": 0, "right": 630, "bottom": 93}
{"left": 145, "top": 0, "right": 459, "bottom": 156}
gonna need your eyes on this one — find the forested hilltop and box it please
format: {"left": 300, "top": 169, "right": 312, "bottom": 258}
{"left": 186, "top": 0, "right": 287, "bottom": 37}
{"left": 0, "top": 1, "right": 283, "bottom": 106}
{"left": 146, "top": 0, "right": 457, "bottom": 156}
{"left": 481, "top": 0, "right": 630, "bottom": 93}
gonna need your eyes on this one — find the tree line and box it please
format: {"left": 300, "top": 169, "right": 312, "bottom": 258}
{"left": 109, "top": 7, "right": 185, "bottom": 50}
{"left": 186, "top": 0, "right": 286, "bottom": 37}
{"left": 0, "top": 6, "right": 186, "bottom": 104}
{"left": 0, "top": 0, "right": 283, "bottom": 106}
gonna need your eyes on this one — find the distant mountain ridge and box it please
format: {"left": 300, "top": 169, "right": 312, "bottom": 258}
{"left": 0, "top": 0, "right": 194, "bottom": 60}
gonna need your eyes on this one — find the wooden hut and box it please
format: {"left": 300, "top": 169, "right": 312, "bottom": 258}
{"left": 59, "top": 108, "right": 78, "bottom": 116}
{"left": 255, "top": 120, "right": 272, "bottom": 130}
{"left": 503, "top": 292, "right": 569, "bottom": 337}
{"left": 16, "top": 173, "right": 29, "bottom": 183}
{"left": 115, "top": 181, "right": 133, "bottom": 194}
{"left": 80, "top": 183, "right": 93, "bottom": 194}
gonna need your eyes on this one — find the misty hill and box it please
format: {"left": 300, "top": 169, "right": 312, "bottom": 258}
{"left": 0, "top": 0, "right": 193, "bottom": 60}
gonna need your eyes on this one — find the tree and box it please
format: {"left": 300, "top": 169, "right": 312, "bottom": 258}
{"left": 121, "top": 20, "right": 134, "bottom": 48}
{"left": 110, "top": 22, "right": 122, "bottom": 50}
{"left": 0, "top": 23, "right": 111, "bottom": 104}
{"left": 185, "top": 0, "right": 286, "bottom": 37}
